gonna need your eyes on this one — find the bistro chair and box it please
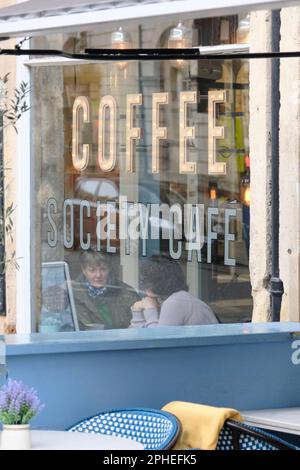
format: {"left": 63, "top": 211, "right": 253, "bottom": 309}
{"left": 216, "top": 419, "right": 299, "bottom": 450}
{"left": 68, "top": 408, "right": 181, "bottom": 450}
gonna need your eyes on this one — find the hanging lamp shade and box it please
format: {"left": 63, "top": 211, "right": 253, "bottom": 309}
{"left": 167, "top": 22, "right": 192, "bottom": 69}
{"left": 111, "top": 26, "right": 132, "bottom": 70}
{"left": 236, "top": 13, "right": 250, "bottom": 44}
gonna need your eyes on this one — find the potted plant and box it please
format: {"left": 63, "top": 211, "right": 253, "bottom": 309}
{"left": 0, "top": 378, "right": 44, "bottom": 449}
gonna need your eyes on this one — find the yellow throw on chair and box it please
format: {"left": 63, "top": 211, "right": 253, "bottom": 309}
{"left": 162, "top": 401, "right": 243, "bottom": 450}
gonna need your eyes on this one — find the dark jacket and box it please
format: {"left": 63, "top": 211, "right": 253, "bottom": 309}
{"left": 72, "top": 275, "right": 140, "bottom": 330}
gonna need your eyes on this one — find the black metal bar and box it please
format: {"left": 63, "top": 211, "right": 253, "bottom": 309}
{"left": 86, "top": 48, "right": 201, "bottom": 55}
{"left": 84, "top": 48, "right": 300, "bottom": 60}
{"left": 0, "top": 49, "right": 64, "bottom": 57}
{"left": 270, "top": 10, "right": 284, "bottom": 321}
{"left": 0, "top": 109, "right": 5, "bottom": 314}
{"left": 0, "top": 47, "right": 300, "bottom": 60}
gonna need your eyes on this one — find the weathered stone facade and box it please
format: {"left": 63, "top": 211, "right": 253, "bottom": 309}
{"left": 249, "top": 10, "right": 273, "bottom": 322}
{"left": 279, "top": 6, "right": 300, "bottom": 321}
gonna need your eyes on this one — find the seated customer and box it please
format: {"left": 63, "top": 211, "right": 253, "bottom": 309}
{"left": 73, "top": 250, "right": 140, "bottom": 330}
{"left": 130, "top": 256, "right": 218, "bottom": 328}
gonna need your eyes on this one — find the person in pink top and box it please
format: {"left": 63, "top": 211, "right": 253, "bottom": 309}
{"left": 130, "top": 255, "right": 218, "bottom": 328}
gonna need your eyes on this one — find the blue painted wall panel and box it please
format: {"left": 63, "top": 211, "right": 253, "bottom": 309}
{"left": 3, "top": 325, "right": 300, "bottom": 430}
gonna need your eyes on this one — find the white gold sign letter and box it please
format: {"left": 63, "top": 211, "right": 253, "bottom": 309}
{"left": 179, "top": 91, "right": 197, "bottom": 174}
{"left": 152, "top": 93, "right": 168, "bottom": 174}
{"left": 126, "top": 94, "right": 142, "bottom": 173}
{"left": 98, "top": 95, "right": 117, "bottom": 172}
{"left": 72, "top": 96, "right": 90, "bottom": 171}
{"left": 208, "top": 90, "right": 227, "bottom": 175}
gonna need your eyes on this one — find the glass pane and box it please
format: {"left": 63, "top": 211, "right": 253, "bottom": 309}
{"left": 32, "top": 57, "right": 251, "bottom": 332}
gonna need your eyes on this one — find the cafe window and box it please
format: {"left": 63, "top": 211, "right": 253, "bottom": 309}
{"left": 31, "top": 17, "right": 251, "bottom": 333}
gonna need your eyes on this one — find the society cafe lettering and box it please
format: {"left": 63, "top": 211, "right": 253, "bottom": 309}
{"left": 47, "top": 197, "right": 237, "bottom": 266}
{"left": 72, "top": 90, "right": 227, "bottom": 176}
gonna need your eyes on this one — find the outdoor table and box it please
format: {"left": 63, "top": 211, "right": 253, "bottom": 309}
{"left": 242, "top": 407, "right": 300, "bottom": 435}
{"left": 0, "top": 430, "right": 144, "bottom": 450}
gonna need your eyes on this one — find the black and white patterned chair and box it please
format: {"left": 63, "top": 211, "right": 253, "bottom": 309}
{"left": 217, "top": 419, "right": 299, "bottom": 450}
{"left": 68, "top": 408, "right": 180, "bottom": 450}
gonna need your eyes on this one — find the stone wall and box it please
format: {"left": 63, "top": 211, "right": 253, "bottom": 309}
{"left": 279, "top": 6, "right": 300, "bottom": 321}
{"left": 250, "top": 7, "right": 300, "bottom": 322}
{"left": 249, "top": 10, "right": 273, "bottom": 322}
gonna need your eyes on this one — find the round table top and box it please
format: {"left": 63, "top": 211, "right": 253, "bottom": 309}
{"left": 0, "top": 430, "right": 144, "bottom": 450}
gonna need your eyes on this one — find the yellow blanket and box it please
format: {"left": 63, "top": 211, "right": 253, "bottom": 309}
{"left": 162, "top": 401, "right": 243, "bottom": 450}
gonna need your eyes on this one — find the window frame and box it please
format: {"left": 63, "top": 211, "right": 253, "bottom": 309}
{"left": 18, "top": 41, "right": 250, "bottom": 333}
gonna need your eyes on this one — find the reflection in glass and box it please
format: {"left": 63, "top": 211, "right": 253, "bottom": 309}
{"left": 236, "top": 13, "right": 250, "bottom": 44}
{"left": 32, "top": 52, "right": 252, "bottom": 331}
{"left": 167, "top": 21, "right": 193, "bottom": 69}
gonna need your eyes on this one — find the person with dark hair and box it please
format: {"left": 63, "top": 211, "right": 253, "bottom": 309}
{"left": 130, "top": 256, "right": 218, "bottom": 328}
{"left": 72, "top": 250, "right": 140, "bottom": 330}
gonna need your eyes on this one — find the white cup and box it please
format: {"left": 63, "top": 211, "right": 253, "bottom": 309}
{"left": 131, "top": 309, "right": 145, "bottom": 322}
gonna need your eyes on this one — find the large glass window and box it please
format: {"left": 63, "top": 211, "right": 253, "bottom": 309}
{"left": 30, "top": 14, "right": 253, "bottom": 333}
{"left": 32, "top": 53, "right": 251, "bottom": 333}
